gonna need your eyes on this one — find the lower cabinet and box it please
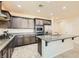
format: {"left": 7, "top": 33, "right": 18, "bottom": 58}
{"left": 0, "top": 52, "right": 1, "bottom": 58}
{"left": 24, "top": 36, "right": 30, "bottom": 45}
{"left": 30, "top": 36, "right": 36, "bottom": 43}
{"left": 2, "top": 47, "right": 8, "bottom": 58}
{"left": 0, "top": 35, "right": 37, "bottom": 58}
{"left": 15, "top": 35, "right": 36, "bottom": 47}
{"left": 0, "top": 36, "right": 16, "bottom": 58}
{"left": 24, "top": 35, "right": 36, "bottom": 45}
{"left": 0, "top": 51, "right": 2, "bottom": 58}
{"left": 7, "top": 38, "right": 15, "bottom": 58}
{"left": 15, "top": 35, "right": 24, "bottom": 47}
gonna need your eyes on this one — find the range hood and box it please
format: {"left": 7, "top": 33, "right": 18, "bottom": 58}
{"left": 0, "top": 1, "right": 7, "bottom": 20}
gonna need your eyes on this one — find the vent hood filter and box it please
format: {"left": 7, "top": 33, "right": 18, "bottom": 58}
{"left": 0, "top": 11, "right": 7, "bottom": 17}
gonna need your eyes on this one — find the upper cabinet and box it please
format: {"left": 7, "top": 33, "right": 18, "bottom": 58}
{"left": 44, "top": 20, "right": 51, "bottom": 25}
{"left": 34, "top": 18, "right": 51, "bottom": 25}
{"left": 34, "top": 18, "right": 44, "bottom": 25}
{"left": 11, "top": 16, "right": 34, "bottom": 29}
{"left": 28, "top": 20, "right": 34, "bottom": 28}
{"left": 35, "top": 19, "right": 43, "bottom": 25}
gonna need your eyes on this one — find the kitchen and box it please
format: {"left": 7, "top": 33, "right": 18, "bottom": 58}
{"left": 0, "top": 1, "right": 79, "bottom": 58}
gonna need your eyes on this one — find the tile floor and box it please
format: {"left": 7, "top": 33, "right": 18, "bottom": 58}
{"left": 12, "top": 44, "right": 41, "bottom": 58}
{"left": 12, "top": 43, "right": 79, "bottom": 58}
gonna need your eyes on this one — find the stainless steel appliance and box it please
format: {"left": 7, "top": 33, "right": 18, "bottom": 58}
{"left": 35, "top": 25, "right": 44, "bottom": 36}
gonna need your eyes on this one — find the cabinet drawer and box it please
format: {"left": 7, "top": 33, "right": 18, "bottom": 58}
{"left": 24, "top": 36, "right": 30, "bottom": 44}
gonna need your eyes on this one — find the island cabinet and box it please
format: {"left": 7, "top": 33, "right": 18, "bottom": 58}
{"left": 37, "top": 37, "right": 73, "bottom": 58}
{"left": 35, "top": 19, "right": 43, "bottom": 25}
{"left": 0, "top": 51, "right": 2, "bottom": 58}
{"left": 7, "top": 37, "right": 16, "bottom": 58}
{"left": 0, "top": 36, "right": 16, "bottom": 58}
{"left": 2, "top": 47, "right": 8, "bottom": 58}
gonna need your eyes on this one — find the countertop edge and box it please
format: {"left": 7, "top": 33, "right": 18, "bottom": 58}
{"left": 0, "top": 35, "right": 16, "bottom": 52}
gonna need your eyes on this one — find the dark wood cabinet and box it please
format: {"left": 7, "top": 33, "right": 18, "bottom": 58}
{"left": 15, "top": 35, "right": 36, "bottom": 47}
{"left": 0, "top": 36, "right": 16, "bottom": 58}
{"left": 15, "top": 35, "right": 24, "bottom": 47}
{"left": 44, "top": 20, "right": 51, "bottom": 25}
{"left": 2, "top": 47, "right": 8, "bottom": 58}
{"left": 24, "top": 36, "right": 30, "bottom": 45}
{"left": 30, "top": 36, "right": 36, "bottom": 43}
{"left": 11, "top": 17, "right": 34, "bottom": 29}
{"left": 0, "top": 52, "right": 1, "bottom": 58}
{"left": 7, "top": 46, "right": 11, "bottom": 58}
{"left": 7, "top": 38, "right": 15, "bottom": 58}
{"left": 24, "top": 35, "right": 36, "bottom": 45}
{"left": 35, "top": 19, "right": 43, "bottom": 25}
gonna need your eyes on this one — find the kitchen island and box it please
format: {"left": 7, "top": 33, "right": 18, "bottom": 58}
{"left": 37, "top": 34, "right": 79, "bottom": 58}
{"left": 0, "top": 35, "right": 16, "bottom": 58}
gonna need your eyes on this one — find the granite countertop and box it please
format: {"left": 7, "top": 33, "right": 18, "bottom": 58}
{"left": 0, "top": 29, "right": 35, "bottom": 36}
{"left": 36, "top": 34, "right": 79, "bottom": 42}
{"left": 11, "top": 32, "right": 35, "bottom": 36}
{"left": 0, "top": 35, "right": 15, "bottom": 51}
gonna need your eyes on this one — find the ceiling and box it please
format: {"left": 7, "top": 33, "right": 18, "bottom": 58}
{"left": 2, "top": 1, "right": 79, "bottom": 19}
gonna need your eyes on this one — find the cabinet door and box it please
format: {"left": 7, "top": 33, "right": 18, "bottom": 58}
{"left": 16, "top": 35, "right": 24, "bottom": 46}
{"left": 2, "top": 48, "right": 8, "bottom": 58}
{"left": 8, "top": 42, "right": 13, "bottom": 58}
{"left": 28, "top": 20, "right": 34, "bottom": 28}
{"left": 24, "top": 36, "right": 30, "bottom": 44}
{"left": 0, "top": 52, "right": 2, "bottom": 58}
{"left": 7, "top": 37, "right": 15, "bottom": 58}
{"left": 24, "top": 36, "right": 36, "bottom": 44}
{"left": 12, "top": 17, "right": 34, "bottom": 29}
{"left": 44, "top": 20, "right": 51, "bottom": 25}
{"left": 7, "top": 42, "right": 11, "bottom": 58}
{"left": 7, "top": 47, "right": 10, "bottom": 58}
{"left": 30, "top": 36, "right": 36, "bottom": 43}
{"left": 10, "top": 42, "right": 14, "bottom": 57}
{"left": 36, "top": 20, "right": 43, "bottom": 25}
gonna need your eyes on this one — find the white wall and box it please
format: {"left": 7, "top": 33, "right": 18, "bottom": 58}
{"left": 53, "top": 17, "right": 79, "bottom": 44}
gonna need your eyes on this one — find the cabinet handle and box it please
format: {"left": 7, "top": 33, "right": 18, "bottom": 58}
{"left": 72, "top": 37, "right": 74, "bottom": 40}
{"left": 45, "top": 41, "right": 48, "bottom": 46}
{"left": 62, "top": 39, "right": 64, "bottom": 43}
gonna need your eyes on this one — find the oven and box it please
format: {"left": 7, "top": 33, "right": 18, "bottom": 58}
{"left": 35, "top": 25, "right": 44, "bottom": 36}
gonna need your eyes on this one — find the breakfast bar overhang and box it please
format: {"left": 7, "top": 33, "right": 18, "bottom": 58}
{"left": 36, "top": 34, "right": 79, "bottom": 58}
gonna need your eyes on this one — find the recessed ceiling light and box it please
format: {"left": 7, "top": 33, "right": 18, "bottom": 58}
{"left": 37, "top": 10, "right": 40, "bottom": 13}
{"left": 62, "top": 6, "right": 66, "bottom": 10}
{"left": 17, "top": 5, "right": 21, "bottom": 8}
